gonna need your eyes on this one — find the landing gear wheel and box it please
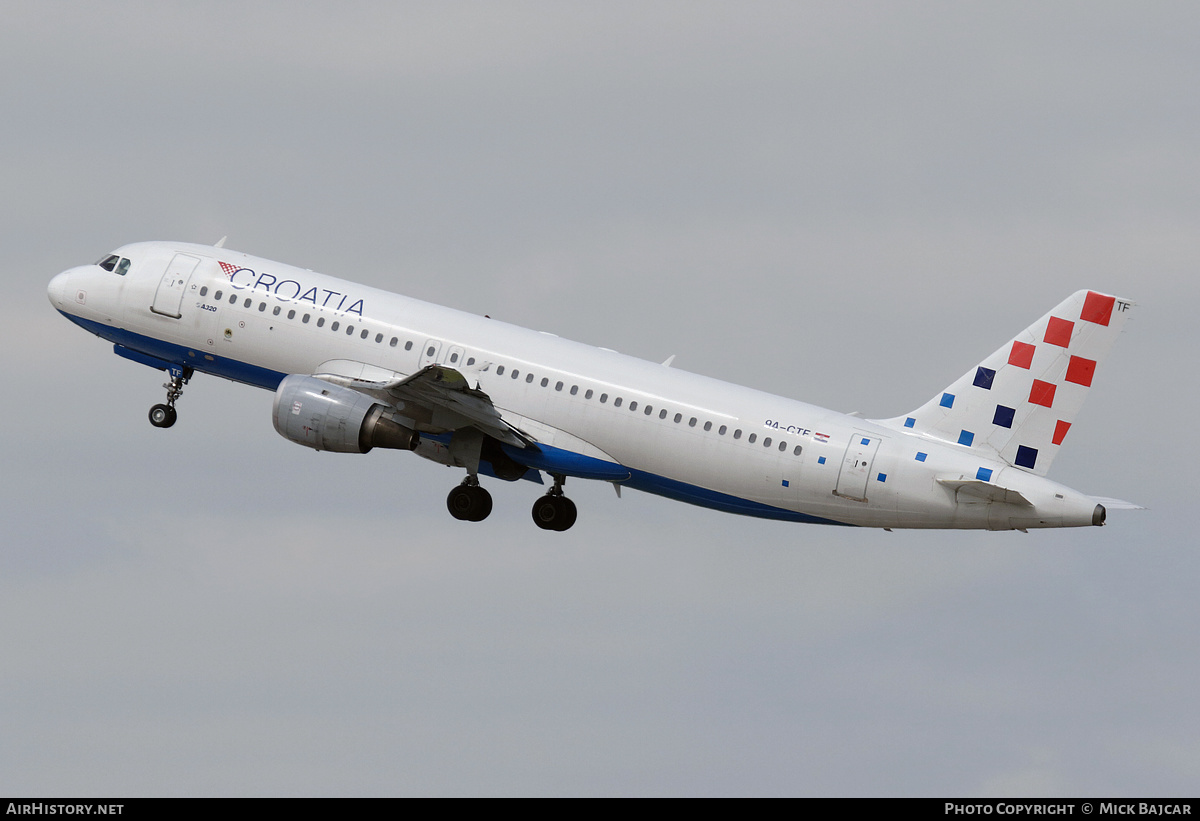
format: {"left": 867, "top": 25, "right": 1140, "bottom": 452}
{"left": 531, "top": 494, "right": 577, "bottom": 531}
{"left": 447, "top": 483, "right": 493, "bottom": 522}
{"left": 149, "top": 403, "right": 177, "bottom": 428}
{"left": 149, "top": 367, "right": 190, "bottom": 429}
{"left": 557, "top": 497, "right": 577, "bottom": 531}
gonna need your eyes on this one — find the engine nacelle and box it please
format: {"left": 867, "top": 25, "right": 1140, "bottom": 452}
{"left": 272, "top": 374, "right": 418, "bottom": 454}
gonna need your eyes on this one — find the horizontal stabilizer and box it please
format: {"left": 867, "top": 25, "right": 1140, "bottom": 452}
{"left": 1089, "top": 496, "right": 1146, "bottom": 511}
{"left": 937, "top": 478, "right": 1032, "bottom": 506}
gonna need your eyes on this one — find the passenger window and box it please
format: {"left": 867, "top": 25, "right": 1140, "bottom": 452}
{"left": 703, "top": 421, "right": 712, "bottom": 432}
{"left": 793, "top": 445, "right": 802, "bottom": 456}
{"left": 688, "top": 417, "right": 697, "bottom": 427}
{"left": 748, "top": 433, "right": 757, "bottom": 443}
{"left": 303, "top": 314, "right": 311, "bottom": 323}
{"left": 734, "top": 430, "right": 742, "bottom": 439}
{"left": 659, "top": 409, "right": 667, "bottom": 419}
{"left": 405, "top": 341, "right": 413, "bottom": 351}
{"left": 214, "top": 290, "right": 222, "bottom": 300}
{"left": 332, "top": 321, "right": 340, "bottom": 332}
{"left": 467, "top": 357, "right": 475, "bottom": 365}
{"left": 288, "top": 310, "right": 296, "bottom": 319}
{"left": 629, "top": 401, "right": 637, "bottom": 411}
{"left": 780, "top": 441, "right": 788, "bottom": 452}
{"left": 540, "top": 378, "right": 549, "bottom": 388}
{"left": 674, "top": 413, "right": 682, "bottom": 423}
{"left": 511, "top": 370, "right": 519, "bottom": 380}
{"left": 244, "top": 298, "right": 252, "bottom": 308}
{"left": 200, "top": 286, "right": 209, "bottom": 297}
{"left": 317, "top": 317, "right": 325, "bottom": 327}
{"left": 644, "top": 406, "right": 653, "bottom": 416}
{"left": 449, "top": 350, "right": 458, "bottom": 362}
{"left": 600, "top": 393, "right": 608, "bottom": 403}
{"left": 719, "top": 425, "right": 727, "bottom": 435}
{"left": 570, "top": 385, "right": 578, "bottom": 396}
{"left": 497, "top": 366, "right": 505, "bottom": 375}
{"left": 389, "top": 337, "right": 398, "bottom": 346}
{"left": 614, "top": 397, "right": 622, "bottom": 407}
{"left": 555, "top": 382, "right": 563, "bottom": 391}
{"left": 229, "top": 295, "right": 236, "bottom": 304}
{"left": 259, "top": 303, "right": 267, "bottom": 312}
{"left": 426, "top": 346, "right": 435, "bottom": 357}
{"left": 273, "top": 306, "right": 281, "bottom": 316}
{"left": 346, "top": 325, "right": 354, "bottom": 335}
{"left": 375, "top": 333, "right": 383, "bottom": 342}
{"left": 585, "top": 389, "right": 594, "bottom": 400}
{"left": 764, "top": 437, "right": 772, "bottom": 448}
{"left": 526, "top": 373, "right": 534, "bottom": 383}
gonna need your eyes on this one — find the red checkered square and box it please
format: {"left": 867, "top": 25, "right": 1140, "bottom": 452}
{"left": 1029, "top": 379, "right": 1057, "bottom": 408}
{"left": 1009, "top": 340, "right": 1035, "bottom": 369}
{"left": 1044, "top": 316, "right": 1074, "bottom": 347}
{"left": 1081, "top": 291, "right": 1115, "bottom": 326}
{"left": 1065, "top": 355, "right": 1096, "bottom": 387}
{"left": 1052, "top": 420, "right": 1071, "bottom": 446}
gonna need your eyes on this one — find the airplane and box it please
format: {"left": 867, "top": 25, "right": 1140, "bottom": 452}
{"left": 47, "top": 240, "right": 1139, "bottom": 532}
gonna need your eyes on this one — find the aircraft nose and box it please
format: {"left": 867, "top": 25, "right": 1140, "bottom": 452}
{"left": 47, "top": 270, "right": 70, "bottom": 308}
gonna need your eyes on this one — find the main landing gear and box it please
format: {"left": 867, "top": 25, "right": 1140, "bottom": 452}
{"left": 447, "top": 477, "right": 493, "bottom": 522}
{"left": 148, "top": 367, "right": 191, "bottom": 429}
{"left": 531, "top": 475, "right": 577, "bottom": 532}
{"left": 445, "top": 473, "right": 578, "bottom": 531}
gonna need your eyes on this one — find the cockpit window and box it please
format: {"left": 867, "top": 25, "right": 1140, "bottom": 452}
{"left": 95, "top": 253, "right": 131, "bottom": 275}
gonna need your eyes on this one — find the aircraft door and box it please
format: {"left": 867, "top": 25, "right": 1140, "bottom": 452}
{"left": 150, "top": 253, "right": 201, "bottom": 318}
{"left": 420, "top": 339, "right": 442, "bottom": 368}
{"left": 834, "top": 432, "right": 881, "bottom": 502}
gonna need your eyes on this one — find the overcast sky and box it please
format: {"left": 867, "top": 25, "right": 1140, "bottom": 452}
{"left": 2, "top": 1, "right": 1197, "bottom": 796}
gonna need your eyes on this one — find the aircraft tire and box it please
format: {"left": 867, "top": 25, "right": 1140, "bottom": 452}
{"left": 448, "top": 484, "right": 492, "bottom": 522}
{"left": 556, "top": 497, "right": 577, "bottom": 531}
{"left": 532, "top": 496, "right": 559, "bottom": 530}
{"left": 149, "top": 404, "right": 177, "bottom": 428}
{"left": 532, "top": 495, "right": 576, "bottom": 531}
{"left": 469, "top": 486, "right": 493, "bottom": 522}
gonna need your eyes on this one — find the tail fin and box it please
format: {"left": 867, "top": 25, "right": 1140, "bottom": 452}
{"left": 878, "top": 290, "right": 1132, "bottom": 476}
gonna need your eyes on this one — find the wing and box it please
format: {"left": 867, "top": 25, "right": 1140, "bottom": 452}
{"left": 314, "top": 364, "right": 535, "bottom": 449}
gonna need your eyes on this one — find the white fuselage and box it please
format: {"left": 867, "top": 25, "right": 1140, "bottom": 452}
{"left": 48, "top": 241, "right": 1105, "bottom": 530}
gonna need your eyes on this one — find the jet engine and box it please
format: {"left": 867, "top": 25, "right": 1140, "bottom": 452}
{"left": 272, "top": 374, "right": 418, "bottom": 454}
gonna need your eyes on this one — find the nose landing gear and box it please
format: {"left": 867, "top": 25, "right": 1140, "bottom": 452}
{"left": 148, "top": 366, "right": 191, "bottom": 429}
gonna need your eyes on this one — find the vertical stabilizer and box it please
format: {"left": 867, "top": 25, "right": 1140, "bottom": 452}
{"left": 878, "top": 290, "right": 1132, "bottom": 476}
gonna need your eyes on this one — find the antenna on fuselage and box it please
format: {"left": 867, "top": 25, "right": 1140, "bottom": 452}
{"left": 214, "top": 236, "right": 227, "bottom": 248}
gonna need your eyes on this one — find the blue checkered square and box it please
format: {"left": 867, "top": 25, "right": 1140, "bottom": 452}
{"left": 993, "top": 405, "right": 1015, "bottom": 429}
{"left": 1015, "top": 445, "right": 1038, "bottom": 470}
